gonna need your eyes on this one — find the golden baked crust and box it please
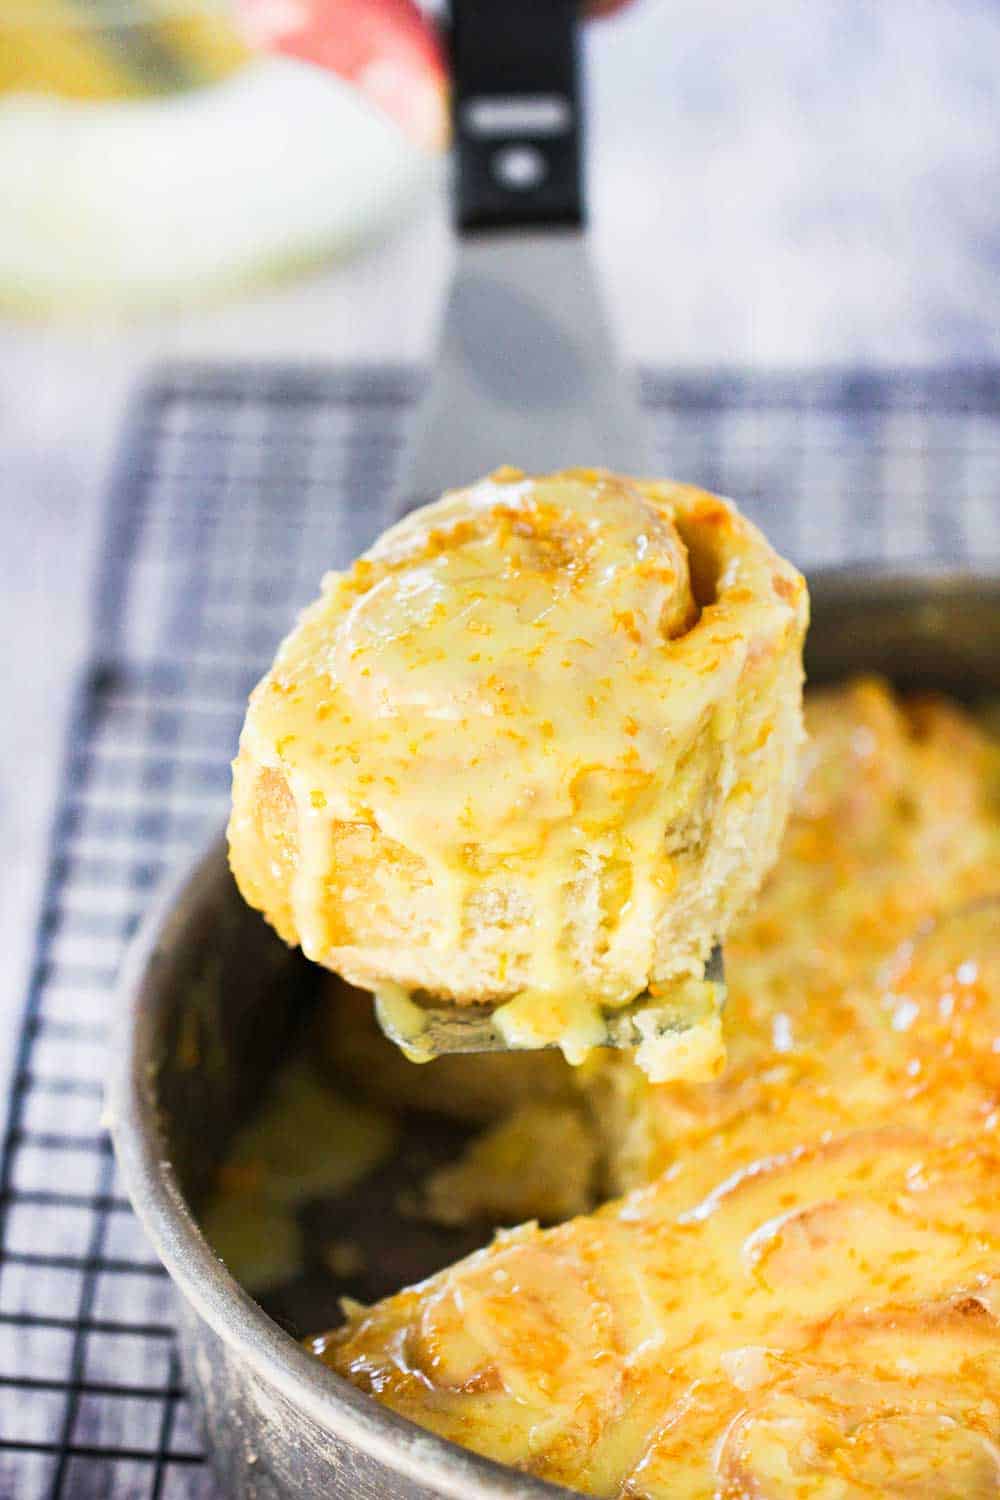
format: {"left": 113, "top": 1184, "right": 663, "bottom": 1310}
{"left": 229, "top": 468, "right": 807, "bottom": 1073}
{"left": 317, "top": 682, "right": 1000, "bottom": 1215}
{"left": 583, "top": 680, "right": 1000, "bottom": 1197}
{"left": 322, "top": 1131, "right": 1000, "bottom": 1497}
{"left": 313, "top": 683, "right": 1000, "bottom": 1496}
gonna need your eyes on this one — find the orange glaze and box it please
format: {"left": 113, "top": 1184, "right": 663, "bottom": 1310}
{"left": 314, "top": 679, "right": 1000, "bottom": 1498}
{"left": 229, "top": 468, "right": 807, "bottom": 1076}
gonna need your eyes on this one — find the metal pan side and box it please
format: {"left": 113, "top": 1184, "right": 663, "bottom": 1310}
{"left": 110, "top": 566, "right": 1000, "bottom": 1500}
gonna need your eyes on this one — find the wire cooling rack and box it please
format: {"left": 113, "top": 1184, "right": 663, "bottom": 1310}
{"left": 1, "top": 363, "right": 998, "bottom": 1499}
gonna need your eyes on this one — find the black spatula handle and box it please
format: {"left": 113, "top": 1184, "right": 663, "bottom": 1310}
{"left": 449, "top": 0, "right": 584, "bottom": 233}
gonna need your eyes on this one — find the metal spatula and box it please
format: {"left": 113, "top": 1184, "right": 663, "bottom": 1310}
{"left": 379, "top": 0, "right": 724, "bottom": 1057}
{"left": 376, "top": 948, "right": 726, "bottom": 1059}
{"left": 402, "top": 0, "right": 647, "bottom": 503}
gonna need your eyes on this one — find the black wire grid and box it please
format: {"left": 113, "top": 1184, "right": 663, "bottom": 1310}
{"left": 1, "top": 363, "right": 998, "bottom": 1500}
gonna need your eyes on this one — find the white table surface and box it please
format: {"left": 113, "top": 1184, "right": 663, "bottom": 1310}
{"left": 1, "top": 0, "right": 998, "bottom": 1109}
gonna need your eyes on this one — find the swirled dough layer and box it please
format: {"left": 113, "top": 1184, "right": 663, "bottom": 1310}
{"left": 229, "top": 468, "right": 807, "bottom": 1073}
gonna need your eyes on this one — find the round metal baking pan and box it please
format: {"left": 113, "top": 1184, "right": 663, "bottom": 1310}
{"left": 110, "top": 566, "right": 1000, "bottom": 1500}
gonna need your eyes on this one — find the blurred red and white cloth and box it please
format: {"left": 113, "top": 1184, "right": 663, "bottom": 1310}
{"left": 238, "top": 0, "right": 448, "bottom": 149}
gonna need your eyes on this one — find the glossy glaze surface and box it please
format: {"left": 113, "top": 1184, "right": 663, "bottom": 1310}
{"left": 229, "top": 467, "right": 806, "bottom": 1076}
{"left": 318, "top": 680, "right": 1000, "bottom": 1497}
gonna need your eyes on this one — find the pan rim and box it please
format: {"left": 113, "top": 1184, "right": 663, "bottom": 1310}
{"left": 109, "top": 560, "right": 1000, "bottom": 1499}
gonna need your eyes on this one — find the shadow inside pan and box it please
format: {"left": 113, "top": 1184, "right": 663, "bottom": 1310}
{"left": 154, "top": 911, "right": 496, "bottom": 1342}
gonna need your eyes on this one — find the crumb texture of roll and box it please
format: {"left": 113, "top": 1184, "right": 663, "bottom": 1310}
{"left": 228, "top": 467, "right": 808, "bottom": 1063}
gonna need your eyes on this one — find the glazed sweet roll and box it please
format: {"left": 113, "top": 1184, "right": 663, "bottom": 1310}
{"left": 228, "top": 468, "right": 807, "bottom": 1078}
